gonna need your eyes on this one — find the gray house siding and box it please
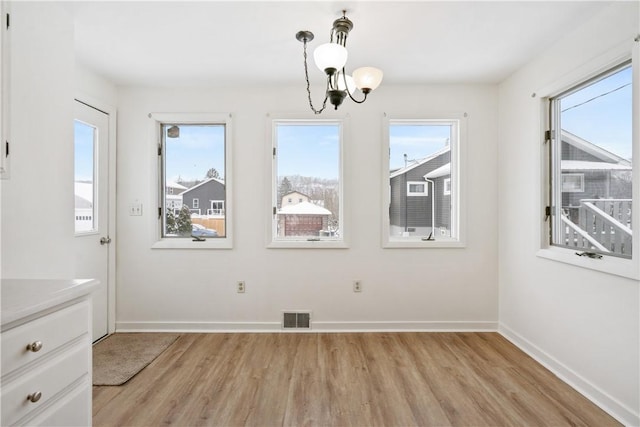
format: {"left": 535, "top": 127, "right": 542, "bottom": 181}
{"left": 562, "top": 142, "right": 602, "bottom": 163}
{"left": 389, "top": 151, "right": 450, "bottom": 235}
{"left": 181, "top": 179, "right": 225, "bottom": 214}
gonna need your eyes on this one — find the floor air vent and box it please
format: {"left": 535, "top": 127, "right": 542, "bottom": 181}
{"left": 282, "top": 311, "right": 311, "bottom": 329}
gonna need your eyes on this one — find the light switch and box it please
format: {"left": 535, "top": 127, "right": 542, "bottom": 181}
{"left": 129, "top": 203, "right": 142, "bottom": 216}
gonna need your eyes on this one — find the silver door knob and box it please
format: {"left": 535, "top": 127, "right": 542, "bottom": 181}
{"left": 100, "top": 236, "right": 112, "bottom": 245}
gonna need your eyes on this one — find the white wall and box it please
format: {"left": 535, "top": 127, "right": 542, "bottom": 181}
{"left": 75, "top": 64, "right": 117, "bottom": 109}
{"left": 115, "top": 83, "right": 498, "bottom": 331}
{"left": 498, "top": 3, "right": 639, "bottom": 425}
{"left": 1, "top": 2, "right": 75, "bottom": 279}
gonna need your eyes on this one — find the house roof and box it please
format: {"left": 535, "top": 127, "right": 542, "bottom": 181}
{"left": 166, "top": 180, "right": 187, "bottom": 190}
{"left": 180, "top": 177, "right": 225, "bottom": 195}
{"left": 562, "top": 131, "right": 631, "bottom": 166}
{"left": 74, "top": 181, "right": 93, "bottom": 204}
{"left": 278, "top": 201, "right": 331, "bottom": 216}
{"left": 390, "top": 146, "right": 451, "bottom": 179}
{"left": 424, "top": 163, "right": 451, "bottom": 179}
{"left": 561, "top": 160, "right": 632, "bottom": 171}
{"left": 283, "top": 190, "right": 310, "bottom": 199}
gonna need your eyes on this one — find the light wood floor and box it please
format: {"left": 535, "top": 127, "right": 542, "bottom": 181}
{"left": 93, "top": 332, "right": 620, "bottom": 427}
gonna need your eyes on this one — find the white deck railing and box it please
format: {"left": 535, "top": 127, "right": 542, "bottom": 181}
{"left": 563, "top": 199, "right": 632, "bottom": 257}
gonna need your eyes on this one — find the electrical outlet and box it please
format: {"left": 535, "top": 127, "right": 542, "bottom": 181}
{"left": 237, "top": 281, "right": 245, "bottom": 293}
{"left": 353, "top": 280, "right": 362, "bottom": 293}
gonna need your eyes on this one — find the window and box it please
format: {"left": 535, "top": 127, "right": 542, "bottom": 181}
{"left": 407, "top": 181, "right": 427, "bottom": 196}
{"left": 209, "top": 200, "right": 224, "bottom": 215}
{"left": 270, "top": 119, "right": 344, "bottom": 247}
{"left": 547, "top": 61, "right": 634, "bottom": 263}
{"left": 444, "top": 178, "right": 451, "bottom": 196}
{"left": 152, "top": 113, "right": 232, "bottom": 249}
{"left": 383, "top": 116, "right": 465, "bottom": 247}
{"left": 561, "top": 173, "right": 584, "bottom": 192}
{"left": 74, "top": 120, "right": 96, "bottom": 234}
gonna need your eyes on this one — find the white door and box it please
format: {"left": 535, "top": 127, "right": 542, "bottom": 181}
{"left": 73, "top": 100, "right": 109, "bottom": 342}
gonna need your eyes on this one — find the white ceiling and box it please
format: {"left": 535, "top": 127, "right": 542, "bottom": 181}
{"left": 68, "top": 1, "right": 613, "bottom": 88}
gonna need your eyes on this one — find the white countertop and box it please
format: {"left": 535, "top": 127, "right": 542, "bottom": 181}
{"left": 1, "top": 278, "right": 99, "bottom": 328}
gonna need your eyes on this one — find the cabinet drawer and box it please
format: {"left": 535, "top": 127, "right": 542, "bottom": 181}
{"left": 27, "top": 381, "right": 91, "bottom": 427}
{"left": 1, "top": 342, "right": 89, "bottom": 426}
{"left": 1, "top": 301, "right": 89, "bottom": 374}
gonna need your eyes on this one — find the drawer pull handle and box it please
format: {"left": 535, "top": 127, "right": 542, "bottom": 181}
{"left": 27, "top": 391, "right": 42, "bottom": 403}
{"left": 26, "top": 341, "right": 43, "bottom": 352}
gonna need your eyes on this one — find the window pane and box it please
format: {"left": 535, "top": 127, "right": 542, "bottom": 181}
{"left": 74, "top": 120, "right": 96, "bottom": 233}
{"left": 552, "top": 63, "right": 632, "bottom": 258}
{"left": 274, "top": 122, "right": 341, "bottom": 240}
{"left": 389, "top": 123, "right": 453, "bottom": 240}
{"left": 162, "top": 124, "right": 225, "bottom": 238}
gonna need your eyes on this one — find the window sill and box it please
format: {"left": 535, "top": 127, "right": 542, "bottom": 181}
{"left": 267, "top": 240, "right": 348, "bottom": 249}
{"left": 383, "top": 238, "right": 465, "bottom": 249}
{"left": 152, "top": 238, "right": 232, "bottom": 250}
{"left": 536, "top": 247, "right": 639, "bottom": 280}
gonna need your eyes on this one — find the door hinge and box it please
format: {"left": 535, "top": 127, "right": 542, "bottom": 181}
{"left": 273, "top": 206, "right": 277, "bottom": 215}
{"left": 158, "top": 207, "right": 162, "bottom": 218}
{"left": 273, "top": 147, "right": 276, "bottom": 157}
{"left": 544, "top": 206, "right": 551, "bottom": 221}
{"left": 157, "top": 145, "right": 162, "bottom": 156}
{"left": 5, "top": 141, "right": 8, "bottom": 157}
{"left": 6, "top": 13, "right": 9, "bottom": 30}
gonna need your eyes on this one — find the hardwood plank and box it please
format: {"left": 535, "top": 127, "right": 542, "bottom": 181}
{"left": 93, "top": 332, "right": 621, "bottom": 427}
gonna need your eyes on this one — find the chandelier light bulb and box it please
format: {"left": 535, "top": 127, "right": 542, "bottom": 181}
{"left": 313, "top": 43, "right": 348, "bottom": 74}
{"left": 352, "top": 67, "right": 384, "bottom": 92}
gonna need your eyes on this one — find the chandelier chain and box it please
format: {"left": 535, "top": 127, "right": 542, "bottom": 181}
{"left": 302, "top": 38, "right": 328, "bottom": 114}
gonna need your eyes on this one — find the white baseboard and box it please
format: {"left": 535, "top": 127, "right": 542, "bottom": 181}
{"left": 499, "top": 323, "right": 639, "bottom": 427}
{"left": 116, "top": 320, "right": 498, "bottom": 333}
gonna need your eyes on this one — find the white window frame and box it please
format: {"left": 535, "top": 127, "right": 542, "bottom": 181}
{"left": 407, "top": 181, "right": 428, "bottom": 196}
{"left": 537, "top": 41, "right": 639, "bottom": 279}
{"left": 192, "top": 198, "right": 199, "bottom": 209}
{"left": 382, "top": 114, "right": 467, "bottom": 248}
{"left": 149, "top": 112, "right": 233, "bottom": 249}
{"left": 267, "top": 115, "right": 347, "bottom": 249}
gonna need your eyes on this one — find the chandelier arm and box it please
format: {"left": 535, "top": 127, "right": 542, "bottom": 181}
{"left": 341, "top": 68, "right": 369, "bottom": 104}
{"left": 302, "top": 38, "right": 329, "bottom": 114}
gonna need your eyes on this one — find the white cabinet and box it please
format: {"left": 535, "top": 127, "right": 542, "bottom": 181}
{"left": 1, "top": 279, "right": 97, "bottom": 426}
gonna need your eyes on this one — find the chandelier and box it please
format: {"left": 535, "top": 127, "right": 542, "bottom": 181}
{"left": 295, "top": 11, "right": 383, "bottom": 114}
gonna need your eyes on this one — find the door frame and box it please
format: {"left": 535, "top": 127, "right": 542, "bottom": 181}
{"left": 75, "top": 93, "right": 117, "bottom": 336}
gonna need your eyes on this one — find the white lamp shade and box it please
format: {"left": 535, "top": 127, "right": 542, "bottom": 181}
{"left": 313, "top": 43, "right": 348, "bottom": 73}
{"left": 337, "top": 73, "right": 356, "bottom": 94}
{"left": 352, "top": 67, "right": 383, "bottom": 91}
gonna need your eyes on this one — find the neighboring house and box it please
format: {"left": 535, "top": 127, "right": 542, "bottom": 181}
{"left": 180, "top": 177, "right": 226, "bottom": 216}
{"left": 166, "top": 180, "right": 187, "bottom": 213}
{"left": 389, "top": 146, "right": 451, "bottom": 237}
{"left": 558, "top": 131, "right": 632, "bottom": 256}
{"left": 560, "top": 130, "right": 632, "bottom": 220}
{"left": 281, "top": 191, "right": 310, "bottom": 207}
{"left": 277, "top": 201, "right": 331, "bottom": 237}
